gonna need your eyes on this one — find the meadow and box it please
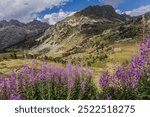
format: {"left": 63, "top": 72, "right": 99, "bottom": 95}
{"left": 0, "top": 38, "right": 149, "bottom": 100}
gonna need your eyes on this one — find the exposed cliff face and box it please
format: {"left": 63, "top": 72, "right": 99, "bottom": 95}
{"left": 0, "top": 20, "right": 49, "bottom": 51}
{"left": 30, "top": 5, "right": 131, "bottom": 55}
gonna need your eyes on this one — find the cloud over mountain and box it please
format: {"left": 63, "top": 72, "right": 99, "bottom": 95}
{"left": 125, "top": 4, "right": 150, "bottom": 16}
{"left": 39, "top": 10, "right": 76, "bottom": 25}
{"left": 0, "top": 0, "right": 70, "bottom": 22}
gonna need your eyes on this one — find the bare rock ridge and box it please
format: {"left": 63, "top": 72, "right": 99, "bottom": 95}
{"left": 0, "top": 19, "right": 49, "bottom": 51}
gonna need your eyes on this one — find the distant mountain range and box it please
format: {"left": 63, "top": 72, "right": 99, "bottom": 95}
{"left": 0, "top": 19, "right": 49, "bottom": 51}
{"left": 0, "top": 5, "right": 150, "bottom": 57}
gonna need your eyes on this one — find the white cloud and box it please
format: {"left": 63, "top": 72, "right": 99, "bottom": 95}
{"left": 0, "top": 0, "right": 70, "bottom": 22}
{"left": 39, "top": 10, "right": 76, "bottom": 25}
{"left": 125, "top": 4, "right": 150, "bottom": 16}
{"left": 115, "top": 9, "right": 123, "bottom": 14}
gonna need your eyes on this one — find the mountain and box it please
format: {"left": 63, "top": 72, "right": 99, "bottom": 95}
{"left": 0, "top": 19, "right": 49, "bottom": 51}
{"left": 0, "top": 5, "right": 150, "bottom": 76}
{"left": 1, "top": 5, "right": 150, "bottom": 64}
{"left": 30, "top": 5, "right": 131, "bottom": 55}
{"left": 75, "top": 5, "right": 130, "bottom": 21}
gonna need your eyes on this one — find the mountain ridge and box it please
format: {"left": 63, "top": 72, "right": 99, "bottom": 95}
{"left": 0, "top": 19, "right": 49, "bottom": 51}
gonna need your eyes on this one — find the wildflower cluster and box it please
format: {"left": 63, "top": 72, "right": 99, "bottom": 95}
{"left": 0, "top": 61, "right": 97, "bottom": 100}
{"left": 99, "top": 38, "right": 150, "bottom": 100}
{"left": 0, "top": 38, "right": 149, "bottom": 100}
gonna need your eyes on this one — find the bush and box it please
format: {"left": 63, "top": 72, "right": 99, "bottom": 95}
{"left": 10, "top": 51, "right": 17, "bottom": 59}
{"left": 99, "top": 54, "right": 108, "bottom": 61}
{"left": 122, "top": 59, "right": 129, "bottom": 67}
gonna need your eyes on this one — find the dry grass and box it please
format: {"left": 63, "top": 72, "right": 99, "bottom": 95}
{"left": 0, "top": 59, "right": 59, "bottom": 75}
{"left": 90, "top": 40, "right": 139, "bottom": 88}
{"left": 0, "top": 59, "right": 33, "bottom": 75}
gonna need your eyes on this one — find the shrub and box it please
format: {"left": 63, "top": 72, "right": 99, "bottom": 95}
{"left": 99, "top": 54, "right": 108, "bottom": 61}
{"left": 10, "top": 51, "right": 17, "bottom": 59}
{"left": 122, "top": 59, "right": 129, "bottom": 67}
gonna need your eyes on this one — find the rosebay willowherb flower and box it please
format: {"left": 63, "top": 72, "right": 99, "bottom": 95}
{"left": 0, "top": 60, "right": 94, "bottom": 100}
{"left": 1, "top": 38, "right": 149, "bottom": 100}
{"left": 99, "top": 38, "right": 150, "bottom": 99}
{"left": 10, "top": 93, "right": 21, "bottom": 100}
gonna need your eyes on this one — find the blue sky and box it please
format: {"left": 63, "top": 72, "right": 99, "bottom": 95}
{"left": 38, "top": 0, "right": 150, "bottom": 17}
{"left": 37, "top": 0, "right": 150, "bottom": 24}
{"left": 0, "top": 0, "right": 150, "bottom": 24}
{"left": 117, "top": 0, "right": 150, "bottom": 11}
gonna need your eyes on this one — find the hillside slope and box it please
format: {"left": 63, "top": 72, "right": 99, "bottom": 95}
{"left": 29, "top": 5, "right": 150, "bottom": 63}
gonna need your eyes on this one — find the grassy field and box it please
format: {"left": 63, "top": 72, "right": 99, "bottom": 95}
{"left": 0, "top": 40, "right": 139, "bottom": 89}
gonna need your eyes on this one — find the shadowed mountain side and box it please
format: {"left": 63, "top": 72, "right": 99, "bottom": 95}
{"left": 0, "top": 20, "right": 49, "bottom": 51}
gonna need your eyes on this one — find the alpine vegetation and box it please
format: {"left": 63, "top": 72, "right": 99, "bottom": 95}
{"left": 0, "top": 38, "right": 149, "bottom": 100}
{"left": 99, "top": 38, "right": 150, "bottom": 100}
{"left": 0, "top": 61, "right": 97, "bottom": 100}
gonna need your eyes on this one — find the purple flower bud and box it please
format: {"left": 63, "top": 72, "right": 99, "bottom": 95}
{"left": 10, "top": 94, "right": 21, "bottom": 100}
{"left": 99, "top": 71, "right": 110, "bottom": 89}
{"left": 106, "top": 96, "right": 112, "bottom": 100}
{"left": 80, "top": 80, "right": 86, "bottom": 91}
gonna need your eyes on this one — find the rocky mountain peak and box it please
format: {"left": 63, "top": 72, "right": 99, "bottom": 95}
{"left": 0, "top": 20, "right": 7, "bottom": 24}
{"left": 9, "top": 19, "right": 25, "bottom": 27}
{"left": 26, "top": 20, "right": 49, "bottom": 30}
{"left": 76, "top": 5, "right": 115, "bottom": 16}
{"left": 27, "top": 20, "right": 46, "bottom": 25}
{"left": 0, "top": 19, "right": 25, "bottom": 27}
{"left": 75, "top": 5, "right": 130, "bottom": 21}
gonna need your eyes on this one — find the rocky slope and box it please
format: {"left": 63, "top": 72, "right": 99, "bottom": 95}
{"left": 30, "top": 5, "right": 131, "bottom": 55}
{"left": 0, "top": 19, "right": 49, "bottom": 51}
